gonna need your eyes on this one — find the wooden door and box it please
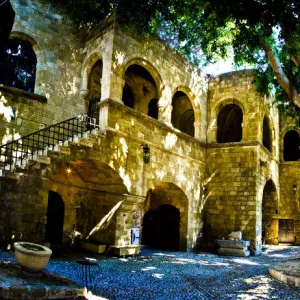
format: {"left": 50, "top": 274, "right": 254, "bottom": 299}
{"left": 278, "top": 219, "right": 294, "bottom": 243}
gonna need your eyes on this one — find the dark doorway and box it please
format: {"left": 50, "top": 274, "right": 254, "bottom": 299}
{"left": 45, "top": 191, "right": 65, "bottom": 244}
{"left": 217, "top": 104, "right": 243, "bottom": 143}
{"left": 278, "top": 219, "right": 294, "bottom": 243}
{"left": 284, "top": 130, "right": 300, "bottom": 161}
{"left": 142, "top": 204, "right": 180, "bottom": 251}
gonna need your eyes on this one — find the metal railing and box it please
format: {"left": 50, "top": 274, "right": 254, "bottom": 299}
{"left": 0, "top": 112, "right": 99, "bottom": 172}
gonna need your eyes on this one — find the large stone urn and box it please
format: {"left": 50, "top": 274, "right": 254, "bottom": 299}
{"left": 14, "top": 242, "right": 52, "bottom": 273}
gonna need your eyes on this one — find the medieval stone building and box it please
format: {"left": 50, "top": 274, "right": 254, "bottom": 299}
{"left": 0, "top": 0, "right": 299, "bottom": 255}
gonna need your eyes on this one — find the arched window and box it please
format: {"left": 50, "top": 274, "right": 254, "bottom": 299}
{"left": 0, "top": 39, "right": 37, "bottom": 92}
{"left": 217, "top": 104, "right": 243, "bottom": 143}
{"left": 171, "top": 91, "right": 195, "bottom": 137}
{"left": 88, "top": 60, "right": 102, "bottom": 98}
{"left": 148, "top": 98, "right": 159, "bottom": 119}
{"left": 284, "top": 130, "right": 300, "bottom": 161}
{"left": 122, "top": 64, "right": 158, "bottom": 114}
{"left": 263, "top": 116, "right": 272, "bottom": 152}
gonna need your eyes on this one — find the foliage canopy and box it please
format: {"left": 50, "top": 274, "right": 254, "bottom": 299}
{"left": 53, "top": 0, "right": 300, "bottom": 123}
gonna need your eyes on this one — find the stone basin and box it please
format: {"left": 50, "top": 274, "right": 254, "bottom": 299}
{"left": 14, "top": 242, "right": 52, "bottom": 273}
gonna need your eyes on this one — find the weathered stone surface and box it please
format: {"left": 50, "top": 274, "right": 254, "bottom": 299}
{"left": 228, "top": 231, "right": 242, "bottom": 240}
{"left": 218, "top": 248, "right": 250, "bottom": 257}
{"left": 217, "top": 240, "right": 250, "bottom": 249}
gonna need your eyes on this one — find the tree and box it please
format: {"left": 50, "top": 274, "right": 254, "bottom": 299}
{"left": 53, "top": 0, "right": 300, "bottom": 119}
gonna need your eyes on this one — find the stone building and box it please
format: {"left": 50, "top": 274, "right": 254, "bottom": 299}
{"left": 0, "top": 0, "right": 299, "bottom": 255}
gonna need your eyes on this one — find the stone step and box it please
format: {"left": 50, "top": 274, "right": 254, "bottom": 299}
{"left": 217, "top": 240, "right": 250, "bottom": 249}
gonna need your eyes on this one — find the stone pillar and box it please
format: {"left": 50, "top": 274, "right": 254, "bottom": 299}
{"left": 194, "top": 121, "right": 201, "bottom": 140}
{"left": 207, "top": 125, "right": 218, "bottom": 143}
{"left": 158, "top": 86, "right": 172, "bottom": 124}
{"left": 101, "top": 74, "right": 125, "bottom": 103}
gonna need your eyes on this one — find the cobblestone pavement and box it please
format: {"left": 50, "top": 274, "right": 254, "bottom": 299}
{"left": 1, "top": 245, "right": 300, "bottom": 299}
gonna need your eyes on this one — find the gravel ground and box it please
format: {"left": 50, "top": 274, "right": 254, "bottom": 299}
{"left": 1, "top": 245, "right": 300, "bottom": 299}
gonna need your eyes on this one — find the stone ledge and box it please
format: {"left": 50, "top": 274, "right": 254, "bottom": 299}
{"left": 218, "top": 248, "right": 250, "bottom": 257}
{"left": 0, "top": 84, "right": 47, "bottom": 103}
{"left": 218, "top": 240, "right": 250, "bottom": 249}
{"left": 110, "top": 245, "right": 140, "bottom": 257}
{"left": 269, "top": 259, "right": 300, "bottom": 287}
{"left": 80, "top": 240, "right": 106, "bottom": 254}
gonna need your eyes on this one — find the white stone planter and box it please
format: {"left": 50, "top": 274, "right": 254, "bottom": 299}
{"left": 14, "top": 242, "right": 52, "bottom": 273}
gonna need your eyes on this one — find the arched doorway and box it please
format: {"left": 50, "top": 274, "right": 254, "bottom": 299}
{"left": 45, "top": 191, "right": 65, "bottom": 245}
{"left": 217, "top": 104, "right": 243, "bottom": 143}
{"left": 122, "top": 64, "right": 158, "bottom": 114}
{"left": 262, "top": 180, "right": 278, "bottom": 245}
{"left": 284, "top": 130, "right": 300, "bottom": 161}
{"left": 142, "top": 204, "right": 180, "bottom": 251}
{"left": 171, "top": 91, "right": 195, "bottom": 137}
{"left": 142, "top": 182, "right": 188, "bottom": 251}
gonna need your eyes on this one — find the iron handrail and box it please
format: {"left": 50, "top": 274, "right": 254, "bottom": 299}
{"left": 0, "top": 110, "right": 100, "bottom": 172}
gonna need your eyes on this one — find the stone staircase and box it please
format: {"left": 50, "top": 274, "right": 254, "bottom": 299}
{"left": 0, "top": 112, "right": 100, "bottom": 181}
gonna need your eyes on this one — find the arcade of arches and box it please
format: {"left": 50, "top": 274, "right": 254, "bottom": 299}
{"left": 1, "top": 4, "right": 300, "bottom": 256}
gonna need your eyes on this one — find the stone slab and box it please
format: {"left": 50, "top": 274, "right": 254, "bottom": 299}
{"left": 217, "top": 240, "right": 250, "bottom": 249}
{"left": 0, "top": 261, "right": 86, "bottom": 299}
{"left": 269, "top": 259, "right": 300, "bottom": 287}
{"left": 228, "top": 231, "right": 242, "bottom": 240}
{"left": 80, "top": 240, "right": 106, "bottom": 254}
{"left": 218, "top": 248, "right": 250, "bottom": 257}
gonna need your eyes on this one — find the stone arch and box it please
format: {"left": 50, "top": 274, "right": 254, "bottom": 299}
{"left": 171, "top": 90, "right": 195, "bottom": 137}
{"left": 283, "top": 130, "right": 300, "bottom": 161}
{"left": 172, "top": 86, "right": 200, "bottom": 124}
{"left": 121, "top": 57, "right": 164, "bottom": 99}
{"left": 9, "top": 31, "right": 45, "bottom": 64}
{"left": 261, "top": 179, "right": 278, "bottom": 245}
{"left": 80, "top": 51, "right": 103, "bottom": 99}
{"left": 262, "top": 114, "right": 274, "bottom": 153}
{"left": 209, "top": 98, "right": 247, "bottom": 142}
{"left": 143, "top": 182, "right": 188, "bottom": 250}
{"left": 47, "top": 159, "right": 129, "bottom": 245}
{"left": 217, "top": 104, "right": 243, "bottom": 143}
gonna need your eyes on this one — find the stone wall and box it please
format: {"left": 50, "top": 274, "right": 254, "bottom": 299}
{"left": 0, "top": 0, "right": 84, "bottom": 144}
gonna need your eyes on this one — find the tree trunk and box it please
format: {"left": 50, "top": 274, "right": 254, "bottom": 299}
{"left": 263, "top": 42, "right": 300, "bottom": 107}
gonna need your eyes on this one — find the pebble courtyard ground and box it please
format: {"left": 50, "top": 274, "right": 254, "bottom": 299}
{"left": 1, "top": 245, "right": 300, "bottom": 299}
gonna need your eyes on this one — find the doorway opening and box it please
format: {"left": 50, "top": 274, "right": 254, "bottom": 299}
{"left": 45, "top": 191, "right": 65, "bottom": 244}
{"left": 142, "top": 204, "right": 180, "bottom": 251}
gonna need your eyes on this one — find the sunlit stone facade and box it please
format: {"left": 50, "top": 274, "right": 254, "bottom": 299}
{"left": 0, "top": 0, "right": 299, "bottom": 255}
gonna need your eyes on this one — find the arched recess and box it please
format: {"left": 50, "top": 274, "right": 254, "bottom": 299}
{"left": 122, "top": 63, "right": 159, "bottom": 115}
{"left": 45, "top": 191, "right": 65, "bottom": 245}
{"left": 283, "top": 130, "right": 300, "bottom": 161}
{"left": 261, "top": 180, "right": 278, "bottom": 245}
{"left": 142, "top": 182, "right": 188, "bottom": 251}
{"left": 87, "top": 59, "right": 103, "bottom": 117}
{"left": 171, "top": 91, "right": 195, "bottom": 137}
{"left": 48, "top": 160, "right": 128, "bottom": 246}
{"left": 80, "top": 52, "right": 103, "bottom": 99}
{"left": 0, "top": 35, "right": 37, "bottom": 92}
{"left": 262, "top": 115, "right": 273, "bottom": 153}
{"left": 217, "top": 104, "right": 243, "bottom": 143}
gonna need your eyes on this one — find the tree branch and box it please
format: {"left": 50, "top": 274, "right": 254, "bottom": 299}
{"left": 263, "top": 42, "right": 300, "bottom": 107}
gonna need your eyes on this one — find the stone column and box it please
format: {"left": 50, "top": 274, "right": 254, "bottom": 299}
{"left": 194, "top": 121, "right": 201, "bottom": 140}
{"left": 207, "top": 125, "right": 218, "bottom": 143}
{"left": 101, "top": 74, "right": 125, "bottom": 103}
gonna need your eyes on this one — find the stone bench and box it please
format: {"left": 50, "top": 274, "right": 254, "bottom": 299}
{"left": 110, "top": 245, "right": 140, "bottom": 257}
{"left": 80, "top": 240, "right": 106, "bottom": 254}
{"left": 217, "top": 240, "right": 250, "bottom": 257}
